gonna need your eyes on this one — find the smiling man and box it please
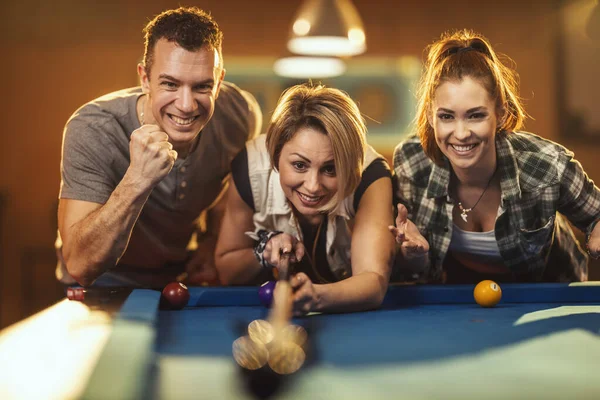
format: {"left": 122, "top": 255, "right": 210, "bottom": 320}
{"left": 56, "top": 7, "right": 262, "bottom": 287}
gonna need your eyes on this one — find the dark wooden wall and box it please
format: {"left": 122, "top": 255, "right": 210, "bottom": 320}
{"left": 1, "top": 0, "right": 598, "bottom": 328}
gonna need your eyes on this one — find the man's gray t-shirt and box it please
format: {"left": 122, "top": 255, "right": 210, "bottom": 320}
{"left": 58, "top": 82, "right": 261, "bottom": 283}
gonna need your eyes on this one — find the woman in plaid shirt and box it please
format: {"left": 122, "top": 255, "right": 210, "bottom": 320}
{"left": 390, "top": 29, "right": 600, "bottom": 284}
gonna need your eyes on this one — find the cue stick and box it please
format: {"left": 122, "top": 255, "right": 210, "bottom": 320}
{"left": 264, "top": 252, "right": 307, "bottom": 375}
{"left": 267, "top": 252, "right": 293, "bottom": 334}
{"left": 233, "top": 252, "right": 306, "bottom": 374}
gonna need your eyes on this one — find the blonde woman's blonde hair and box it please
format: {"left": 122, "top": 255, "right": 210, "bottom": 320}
{"left": 415, "top": 29, "right": 528, "bottom": 165}
{"left": 266, "top": 84, "right": 367, "bottom": 213}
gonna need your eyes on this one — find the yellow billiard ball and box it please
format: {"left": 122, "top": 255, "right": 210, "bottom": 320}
{"left": 473, "top": 280, "right": 502, "bottom": 307}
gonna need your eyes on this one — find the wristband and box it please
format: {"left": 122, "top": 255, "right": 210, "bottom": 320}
{"left": 253, "top": 230, "right": 283, "bottom": 269}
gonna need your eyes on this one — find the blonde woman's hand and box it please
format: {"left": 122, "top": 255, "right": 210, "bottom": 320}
{"left": 263, "top": 233, "right": 306, "bottom": 269}
{"left": 290, "top": 272, "right": 318, "bottom": 316}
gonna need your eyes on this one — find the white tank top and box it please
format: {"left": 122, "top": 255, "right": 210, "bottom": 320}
{"left": 448, "top": 223, "right": 503, "bottom": 263}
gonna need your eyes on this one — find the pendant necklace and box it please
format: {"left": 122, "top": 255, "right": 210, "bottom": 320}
{"left": 305, "top": 217, "right": 329, "bottom": 283}
{"left": 294, "top": 212, "right": 330, "bottom": 283}
{"left": 457, "top": 168, "right": 497, "bottom": 223}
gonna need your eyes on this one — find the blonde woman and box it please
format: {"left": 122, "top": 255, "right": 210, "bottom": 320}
{"left": 216, "top": 84, "right": 395, "bottom": 315}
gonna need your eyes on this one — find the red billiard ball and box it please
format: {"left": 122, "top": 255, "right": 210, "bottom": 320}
{"left": 258, "top": 281, "right": 276, "bottom": 307}
{"left": 161, "top": 282, "right": 190, "bottom": 310}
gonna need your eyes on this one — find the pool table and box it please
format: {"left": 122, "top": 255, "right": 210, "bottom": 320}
{"left": 2, "top": 283, "right": 600, "bottom": 399}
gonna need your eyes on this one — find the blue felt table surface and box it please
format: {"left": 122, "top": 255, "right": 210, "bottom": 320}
{"left": 87, "top": 283, "right": 600, "bottom": 400}
{"left": 181, "top": 282, "right": 600, "bottom": 307}
{"left": 150, "top": 283, "right": 600, "bottom": 366}
{"left": 155, "top": 301, "right": 600, "bottom": 366}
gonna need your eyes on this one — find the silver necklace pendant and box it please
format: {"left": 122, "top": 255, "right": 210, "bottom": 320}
{"left": 454, "top": 167, "right": 498, "bottom": 224}
{"left": 460, "top": 211, "right": 468, "bottom": 223}
{"left": 458, "top": 202, "right": 471, "bottom": 222}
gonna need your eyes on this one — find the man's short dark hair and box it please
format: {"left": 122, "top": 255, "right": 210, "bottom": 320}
{"left": 142, "top": 6, "right": 223, "bottom": 76}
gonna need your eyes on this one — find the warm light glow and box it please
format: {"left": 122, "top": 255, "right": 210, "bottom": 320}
{"left": 396, "top": 56, "right": 422, "bottom": 77}
{"left": 348, "top": 28, "right": 365, "bottom": 45}
{"left": 288, "top": 36, "right": 366, "bottom": 56}
{"left": 273, "top": 56, "right": 346, "bottom": 78}
{"left": 287, "top": 0, "right": 367, "bottom": 56}
{"left": 514, "top": 306, "right": 600, "bottom": 326}
{"left": 293, "top": 19, "right": 311, "bottom": 36}
{"left": 0, "top": 300, "right": 112, "bottom": 400}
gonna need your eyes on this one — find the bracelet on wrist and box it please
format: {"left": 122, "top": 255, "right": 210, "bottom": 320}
{"left": 253, "top": 230, "right": 283, "bottom": 269}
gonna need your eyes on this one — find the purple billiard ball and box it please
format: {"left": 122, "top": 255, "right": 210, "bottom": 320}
{"left": 259, "top": 281, "right": 276, "bottom": 307}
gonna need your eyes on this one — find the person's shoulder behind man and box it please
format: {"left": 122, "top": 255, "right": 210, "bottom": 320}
{"left": 212, "top": 81, "right": 263, "bottom": 142}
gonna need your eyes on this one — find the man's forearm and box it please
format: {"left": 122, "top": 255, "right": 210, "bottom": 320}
{"left": 63, "top": 175, "right": 152, "bottom": 286}
{"left": 216, "top": 249, "right": 263, "bottom": 285}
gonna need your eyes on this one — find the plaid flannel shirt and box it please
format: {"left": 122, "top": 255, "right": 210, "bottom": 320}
{"left": 393, "top": 131, "right": 600, "bottom": 283}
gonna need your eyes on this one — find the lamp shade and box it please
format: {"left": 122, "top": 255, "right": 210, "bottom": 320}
{"left": 287, "top": 0, "right": 366, "bottom": 57}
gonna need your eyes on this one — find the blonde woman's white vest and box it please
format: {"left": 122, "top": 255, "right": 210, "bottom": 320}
{"left": 245, "top": 135, "right": 384, "bottom": 280}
